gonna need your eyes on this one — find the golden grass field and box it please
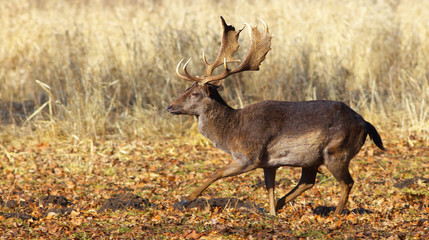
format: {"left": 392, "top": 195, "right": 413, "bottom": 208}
{"left": 0, "top": 0, "right": 428, "bottom": 140}
{"left": 0, "top": 0, "right": 428, "bottom": 239}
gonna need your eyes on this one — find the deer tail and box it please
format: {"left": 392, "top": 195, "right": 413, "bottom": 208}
{"left": 365, "top": 121, "right": 386, "bottom": 151}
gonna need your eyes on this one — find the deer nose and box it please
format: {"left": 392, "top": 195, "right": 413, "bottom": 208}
{"left": 167, "top": 106, "right": 172, "bottom": 112}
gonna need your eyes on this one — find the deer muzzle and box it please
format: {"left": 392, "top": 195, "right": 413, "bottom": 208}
{"left": 167, "top": 105, "right": 181, "bottom": 115}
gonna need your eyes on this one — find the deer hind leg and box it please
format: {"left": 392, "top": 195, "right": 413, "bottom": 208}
{"left": 325, "top": 158, "right": 354, "bottom": 215}
{"left": 181, "top": 162, "right": 256, "bottom": 205}
{"left": 275, "top": 167, "right": 318, "bottom": 212}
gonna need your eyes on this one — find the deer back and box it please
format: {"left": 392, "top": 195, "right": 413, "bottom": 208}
{"left": 197, "top": 99, "right": 368, "bottom": 168}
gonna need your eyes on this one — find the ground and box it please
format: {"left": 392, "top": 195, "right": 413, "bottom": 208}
{"left": 0, "top": 136, "right": 428, "bottom": 239}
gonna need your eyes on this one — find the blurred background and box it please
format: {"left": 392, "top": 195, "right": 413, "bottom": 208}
{"left": 0, "top": 0, "right": 427, "bottom": 142}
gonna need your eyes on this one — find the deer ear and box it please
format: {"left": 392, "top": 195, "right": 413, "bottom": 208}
{"left": 203, "top": 84, "right": 213, "bottom": 96}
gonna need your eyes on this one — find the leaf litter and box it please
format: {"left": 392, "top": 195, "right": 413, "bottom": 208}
{"left": 0, "top": 136, "right": 428, "bottom": 239}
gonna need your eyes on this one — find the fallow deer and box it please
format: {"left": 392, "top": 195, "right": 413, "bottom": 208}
{"left": 167, "top": 16, "right": 385, "bottom": 215}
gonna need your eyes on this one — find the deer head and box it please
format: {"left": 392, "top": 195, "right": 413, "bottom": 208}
{"left": 167, "top": 16, "right": 272, "bottom": 116}
{"left": 166, "top": 82, "right": 213, "bottom": 116}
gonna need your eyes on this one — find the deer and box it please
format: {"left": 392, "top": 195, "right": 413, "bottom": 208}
{"left": 167, "top": 16, "right": 385, "bottom": 216}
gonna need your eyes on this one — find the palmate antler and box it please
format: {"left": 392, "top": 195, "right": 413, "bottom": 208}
{"left": 176, "top": 16, "right": 272, "bottom": 87}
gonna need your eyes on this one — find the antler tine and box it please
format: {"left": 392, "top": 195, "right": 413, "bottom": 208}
{"left": 203, "top": 17, "right": 242, "bottom": 78}
{"left": 203, "top": 18, "right": 272, "bottom": 86}
{"left": 259, "top": 18, "right": 269, "bottom": 34}
{"left": 176, "top": 58, "right": 203, "bottom": 83}
{"left": 202, "top": 52, "right": 209, "bottom": 67}
{"left": 235, "top": 21, "right": 271, "bottom": 72}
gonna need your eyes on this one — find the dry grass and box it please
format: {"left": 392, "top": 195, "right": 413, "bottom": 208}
{"left": 0, "top": 0, "right": 428, "bottom": 141}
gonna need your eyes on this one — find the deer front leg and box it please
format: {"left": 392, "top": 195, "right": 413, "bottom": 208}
{"left": 178, "top": 162, "right": 257, "bottom": 207}
{"left": 263, "top": 168, "right": 277, "bottom": 215}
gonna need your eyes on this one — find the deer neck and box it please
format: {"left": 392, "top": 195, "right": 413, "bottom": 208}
{"left": 198, "top": 95, "right": 236, "bottom": 153}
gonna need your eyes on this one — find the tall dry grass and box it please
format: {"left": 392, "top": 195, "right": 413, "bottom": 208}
{"left": 0, "top": 0, "right": 428, "bottom": 142}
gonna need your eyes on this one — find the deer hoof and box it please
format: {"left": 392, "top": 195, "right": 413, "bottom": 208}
{"left": 174, "top": 199, "right": 191, "bottom": 211}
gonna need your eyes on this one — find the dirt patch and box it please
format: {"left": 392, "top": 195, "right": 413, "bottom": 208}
{"left": 176, "top": 198, "right": 263, "bottom": 212}
{"left": 3, "top": 200, "right": 29, "bottom": 208}
{"left": 2, "top": 212, "right": 38, "bottom": 221}
{"left": 1, "top": 198, "right": 36, "bottom": 220}
{"left": 98, "top": 193, "right": 150, "bottom": 212}
{"left": 312, "top": 206, "right": 373, "bottom": 216}
{"left": 2, "top": 193, "right": 151, "bottom": 219}
{"left": 1, "top": 195, "right": 72, "bottom": 220}
{"left": 39, "top": 195, "right": 70, "bottom": 207}
{"left": 393, "top": 177, "right": 429, "bottom": 189}
{"left": 312, "top": 206, "right": 336, "bottom": 216}
{"left": 43, "top": 207, "right": 75, "bottom": 217}
{"left": 38, "top": 196, "right": 75, "bottom": 217}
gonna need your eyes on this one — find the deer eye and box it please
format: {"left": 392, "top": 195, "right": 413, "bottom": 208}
{"left": 191, "top": 93, "right": 200, "bottom": 97}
